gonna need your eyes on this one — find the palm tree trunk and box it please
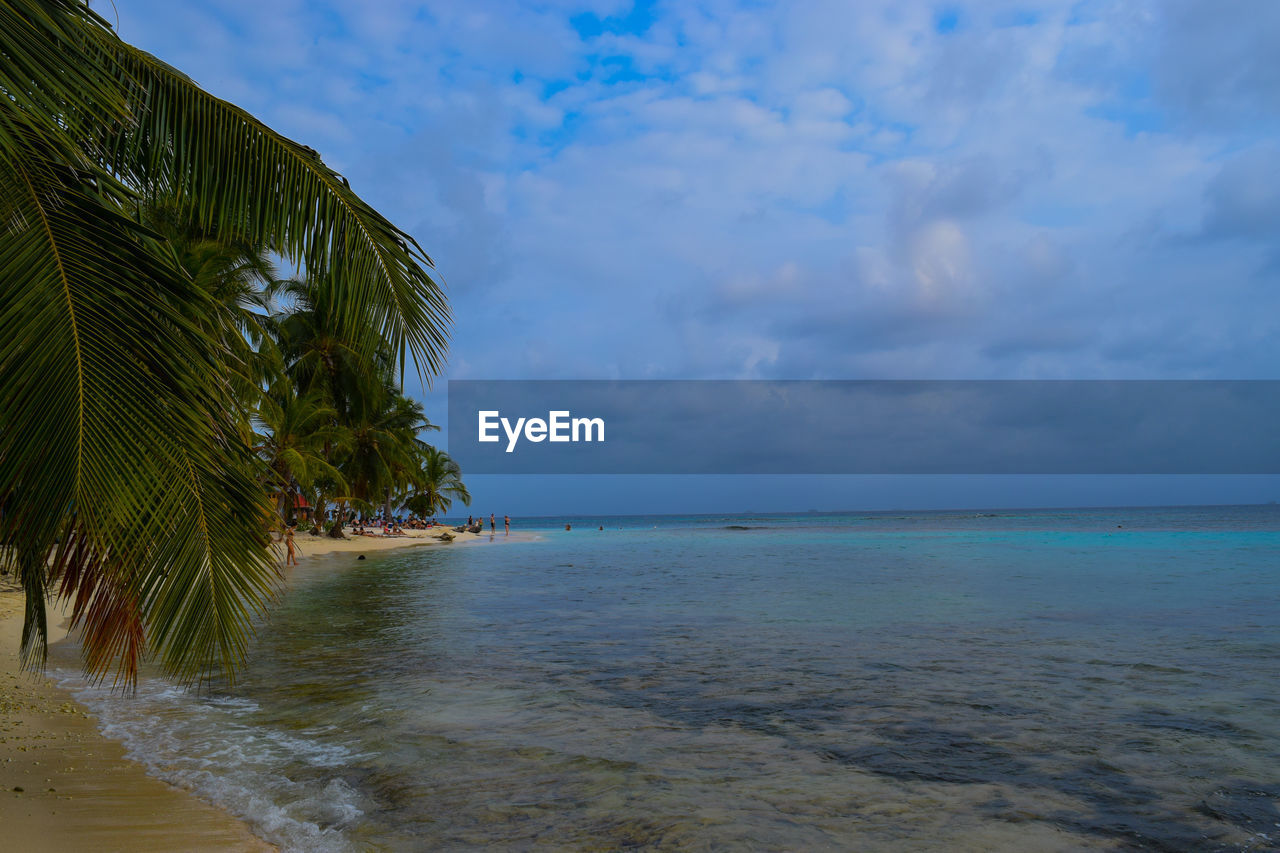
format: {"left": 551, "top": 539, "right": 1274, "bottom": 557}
{"left": 384, "top": 487, "right": 393, "bottom": 522}
{"left": 328, "top": 499, "right": 347, "bottom": 538}
{"left": 311, "top": 492, "right": 327, "bottom": 536}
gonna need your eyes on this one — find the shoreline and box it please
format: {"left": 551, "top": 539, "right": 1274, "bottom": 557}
{"left": 283, "top": 523, "right": 534, "bottom": 560}
{"left": 0, "top": 577, "right": 274, "bottom": 851}
{"left": 0, "top": 526, "right": 517, "bottom": 851}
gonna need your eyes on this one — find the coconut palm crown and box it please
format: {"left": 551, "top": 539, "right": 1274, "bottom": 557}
{"left": 0, "top": 0, "right": 450, "bottom": 688}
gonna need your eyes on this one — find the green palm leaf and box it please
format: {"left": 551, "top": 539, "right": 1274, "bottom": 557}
{"left": 0, "top": 133, "right": 281, "bottom": 687}
{"left": 0, "top": 0, "right": 449, "bottom": 687}
{"left": 93, "top": 30, "right": 451, "bottom": 377}
{"left": 405, "top": 447, "right": 471, "bottom": 518}
{"left": 0, "top": 0, "right": 131, "bottom": 169}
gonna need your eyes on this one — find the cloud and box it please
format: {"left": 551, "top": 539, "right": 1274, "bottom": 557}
{"left": 1200, "top": 144, "right": 1280, "bottom": 242}
{"left": 1149, "top": 0, "right": 1280, "bottom": 130}
{"left": 109, "top": 0, "right": 1280, "bottom": 385}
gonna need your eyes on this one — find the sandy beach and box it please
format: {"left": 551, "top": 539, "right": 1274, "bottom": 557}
{"left": 0, "top": 577, "right": 273, "bottom": 851}
{"left": 0, "top": 524, "right": 507, "bottom": 851}
{"left": 284, "top": 524, "right": 496, "bottom": 559}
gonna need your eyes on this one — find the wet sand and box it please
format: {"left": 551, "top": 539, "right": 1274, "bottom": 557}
{"left": 280, "top": 524, "right": 537, "bottom": 563}
{"left": 0, "top": 524, "right": 528, "bottom": 850}
{"left": 0, "top": 577, "right": 274, "bottom": 851}
{"left": 286, "top": 524, "right": 488, "bottom": 558}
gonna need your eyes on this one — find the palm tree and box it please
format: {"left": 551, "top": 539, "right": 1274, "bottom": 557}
{"left": 253, "top": 383, "right": 348, "bottom": 527}
{"left": 379, "top": 396, "right": 446, "bottom": 523}
{"left": 337, "top": 382, "right": 436, "bottom": 529}
{"left": 0, "top": 1, "right": 450, "bottom": 687}
{"left": 405, "top": 447, "right": 471, "bottom": 519}
{"left": 272, "top": 276, "right": 384, "bottom": 418}
{"left": 272, "top": 276, "right": 388, "bottom": 536}
{"left": 140, "top": 199, "right": 283, "bottom": 427}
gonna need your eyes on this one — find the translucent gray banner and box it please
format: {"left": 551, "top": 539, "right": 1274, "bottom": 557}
{"left": 446, "top": 380, "right": 1280, "bottom": 474}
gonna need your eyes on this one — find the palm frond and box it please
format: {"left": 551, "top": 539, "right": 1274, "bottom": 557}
{"left": 1, "top": 0, "right": 449, "bottom": 687}
{"left": 0, "top": 134, "right": 280, "bottom": 686}
{"left": 88, "top": 28, "right": 451, "bottom": 378}
{"left": 0, "top": 0, "right": 131, "bottom": 169}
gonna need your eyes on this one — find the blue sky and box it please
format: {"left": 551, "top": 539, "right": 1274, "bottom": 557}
{"left": 108, "top": 0, "right": 1280, "bottom": 514}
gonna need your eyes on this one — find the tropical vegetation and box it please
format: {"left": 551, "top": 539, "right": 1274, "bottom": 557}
{"left": 0, "top": 0, "right": 465, "bottom": 689}
{"left": 405, "top": 447, "right": 472, "bottom": 520}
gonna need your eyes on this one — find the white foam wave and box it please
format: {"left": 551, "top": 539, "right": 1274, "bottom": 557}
{"left": 54, "top": 668, "right": 365, "bottom": 853}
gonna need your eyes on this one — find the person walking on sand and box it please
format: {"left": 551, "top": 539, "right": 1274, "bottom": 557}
{"left": 490, "top": 513, "right": 496, "bottom": 533}
{"left": 504, "top": 515, "right": 510, "bottom": 536}
{"left": 286, "top": 526, "right": 298, "bottom": 566}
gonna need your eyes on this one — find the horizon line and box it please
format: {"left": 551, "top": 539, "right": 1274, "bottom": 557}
{"left": 436, "top": 501, "right": 1279, "bottom": 520}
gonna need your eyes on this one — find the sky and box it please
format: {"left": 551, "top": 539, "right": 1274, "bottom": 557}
{"left": 105, "top": 0, "right": 1280, "bottom": 515}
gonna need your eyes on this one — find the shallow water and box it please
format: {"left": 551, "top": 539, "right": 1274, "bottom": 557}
{"left": 59, "top": 506, "right": 1280, "bottom": 850}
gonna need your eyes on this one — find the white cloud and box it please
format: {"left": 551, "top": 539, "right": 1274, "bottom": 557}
{"left": 108, "top": 0, "right": 1280, "bottom": 381}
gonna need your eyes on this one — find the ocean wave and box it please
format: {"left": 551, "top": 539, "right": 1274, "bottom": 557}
{"left": 55, "top": 668, "right": 364, "bottom": 853}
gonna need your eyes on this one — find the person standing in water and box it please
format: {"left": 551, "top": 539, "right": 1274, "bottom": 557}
{"left": 285, "top": 526, "right": 298, "bottom": 566}
{"left": 504, "top": 515, "right": 510, "bottom": 536}
{"left": 490, "top": 513, "right": 496, "bottom": 533}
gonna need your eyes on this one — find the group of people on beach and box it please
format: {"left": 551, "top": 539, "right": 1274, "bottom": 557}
{"left": 363, "top": 515, "right": 437, "bottom": 531}
{"left": 461, "top": 514, "right": 510, "bottom": 535}
{"left": 353, "top": 522, "right": 406, "bottom": 537}
{"left": 346, "top": 514, "right": 441, "bottom": 538}
{"left": 280, "top": 513, "right": 444, "bottom": 566}
{"left": 282, "top": 512, "right": 511, "bottom": 568}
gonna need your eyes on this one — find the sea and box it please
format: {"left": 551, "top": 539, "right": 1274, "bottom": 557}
{"left": 54, "top": 505, "right": 1280, "bottom": 851}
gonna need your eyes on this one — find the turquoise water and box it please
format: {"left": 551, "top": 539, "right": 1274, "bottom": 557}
{"left": 58, "top": 506, "right": 1280, "bottom": 850}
